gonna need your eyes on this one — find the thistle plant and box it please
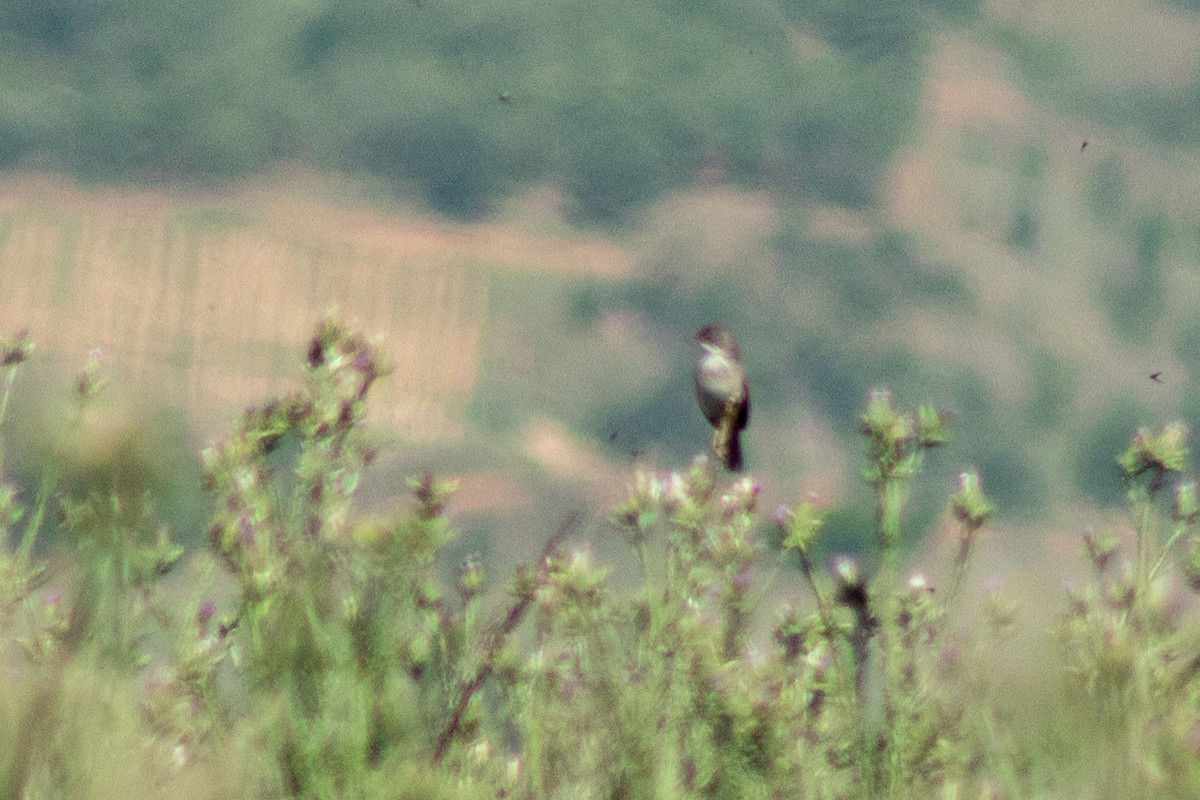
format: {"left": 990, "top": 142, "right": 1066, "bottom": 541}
{"left": 859, "top": 390, "right": 949, "bottom": 575}
{"left": 0, "top": 335, "right": 196, "bottom": 800}
{"left": 771, "top": 389, "right": 996, "bottom": 799}
{"left": 199, "top": 318, "right": 480, "bottom": 798}
{"left": 1056, "top": 421, "right": 1200, "bottom": 797}
{"left": 0, "top": 329, "right": 39, "bottom": 619}
{"left": 605, "top": 458, "right": 773, "bottom": 798}
{"left": 947, "top": 469, "right": 997, "bottom": 604}
{"left": 12, "top": 320, "right": 1200, "bottom": 800}
{"left": 857, "top": 391, "right": 954, "bottom": 793}
{"left": 1116, "top": 421, "right": 1190, "bottom": 597}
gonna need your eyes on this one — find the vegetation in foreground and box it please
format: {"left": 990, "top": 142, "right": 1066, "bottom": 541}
{"left": 1, "top": 320, "right": 1199, "bottom": 800}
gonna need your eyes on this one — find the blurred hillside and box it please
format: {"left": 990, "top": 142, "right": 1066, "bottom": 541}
{"left": 3, "top": 0, "right": 1200, "bottom": 565}
{"left": 0, "top": 0, "right": 928, "bottom": 220}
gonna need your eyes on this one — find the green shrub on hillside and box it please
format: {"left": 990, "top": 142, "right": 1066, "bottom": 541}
{"left": 1100, "top": 209, "right": 1170, "bottom": 346}
{"left": 0, "top": 0, "right": 925, "bottom": 220}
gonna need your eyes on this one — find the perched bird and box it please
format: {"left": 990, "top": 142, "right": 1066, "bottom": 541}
{"left": 694, "top": 323, "right": 750, "bottom": 471}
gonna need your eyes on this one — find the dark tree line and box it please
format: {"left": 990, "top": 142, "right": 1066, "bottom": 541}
{"left": 0, "top": 0, "right": 974, "bottom": 221}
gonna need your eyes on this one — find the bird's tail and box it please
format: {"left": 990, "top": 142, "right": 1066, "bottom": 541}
{"left": 710, "top": 393, "right": 748, "bottom": 470}
{"left": 712, "top": 415, "right": 744, "bottom": 471}
{"left": 725, "top": 429, "right": 743, "bottom": 471}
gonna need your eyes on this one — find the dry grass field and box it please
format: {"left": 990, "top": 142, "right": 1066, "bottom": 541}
{"left": 0, "top": 171, "right": 631, "bottom": 443}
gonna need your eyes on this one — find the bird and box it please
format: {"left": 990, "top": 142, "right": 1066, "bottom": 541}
{"left": 693, "top": 323, "right": 750, "bottom": 471}
{"left": 1150, "top": 371, "right": 1163, "bottom": 383}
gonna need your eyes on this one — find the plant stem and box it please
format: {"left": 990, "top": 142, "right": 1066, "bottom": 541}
{"left": 1149, "top": 520, "right": 1190, "bottom": 583}
{"left": 1136, "top": 492, "right": 1151, "bottom": 599}
{"left": 431, "top": 510, "right": 579, "bottom": 764}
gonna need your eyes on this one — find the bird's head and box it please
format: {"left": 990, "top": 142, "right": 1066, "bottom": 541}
{"left": 695, "top": 323, "right": 739, "bottom": 357}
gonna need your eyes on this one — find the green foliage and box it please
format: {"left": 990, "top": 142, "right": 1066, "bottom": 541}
{"left": 979, "top": 443, "right": 1046, "bottom": 515}
{"left": 1134, "top": 209, "right": 1171, "bottom": 274}
{"left": 784, "top": 0, "right": 923, "bottom": 63}
{"left": 1006, "top": 204, "right": 1039, "bottom": 251}
{"left": 1058, "top": 422, "right": 1200, "bottom": 796}
{"left": 1015, "top": 144, "right": 1047, "bottom": 182}
{"left": 778, "top": 223, "right": 974, "bottom": 322}
{"left": 916, "top": 0, "right": 981, "bottom": 19}
{"left": 0, "top": 0, "right": 924, "bottom": 220}
{"left": 817, "top": 505, "right": 879, "bottom": 555}
{"left": 1023, "top": 346, "right": 1073, "bottom": 431}
{"left": 350, "top": 113, "right": 516, "bottom": 218}
{"left": 1100, "top": 209, "right": 1170, "bottom": 345}
{"left": 1111, "top": 78, "right": 1200, "bottom": 149}
{"left": 6, "top": 323, "right": 1200, "bottom": 799}
{"left": 1177, "top": 321, "right": 1200, "bottom": 372}
{"left": 1085, "top": 156, "right": 1128, "bottom": 221}
{"left": 1075, "top": 399, "right": 1144, "bottom": 506}
{"left": 985, "top": 23, "right": 1076, "bottom": 95}
{"left": 1117, "top": 421, "right": 1191, "bottom": 484}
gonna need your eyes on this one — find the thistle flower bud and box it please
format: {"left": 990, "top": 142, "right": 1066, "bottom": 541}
{"left": 459, "top": 555, "right": 485, "bottom": 602}
{"left": 777, "top": 501, "right": 824, "bottom": 554}
{"left": 721, "top": 476, "right": 761, "bottom": 517}
{"left": 773, "top": 604, "right": 809, "bottom": 662}
{"left": 684, "top": 455, "right": 715, "bottom": 502}
{"left": 804, "top": 641, "right": 832, "bottom": 679}
{"left": 859, "top": 388, "right": 941, "bottom": 483}
{"left": 1117, "top": 421, "right": 1190, "bottom": 490}
{"left": 410, "top": 472, "right": 457, "bottom": 519}
{"left": 916, "top": 404, "right": 951, "bottom": 448}
{"left": 831, "top": 555, "right": 868, "bottom": 612}
{"left": 75, "top": 347, "right": 106, "bottom": 403}
{"left": 950, "top": 471, "right": 995, "bottom": 533}
{"left": 860, "top": 389, "right": 904, "bottom": 441}
{"left": 831, "top": 555, "right": 861, "bottom": 590}
{"left": 1082, "top": 528, "right": 1119, "bottom": 573}
{"left": 612, "top": 468, "right": 665, "bottom": 538}
{"left": 0, "top": 328, "right": 32, "bottom": 366}
{"left": 907, "top": 573, "right": 933, "bottom": 595}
